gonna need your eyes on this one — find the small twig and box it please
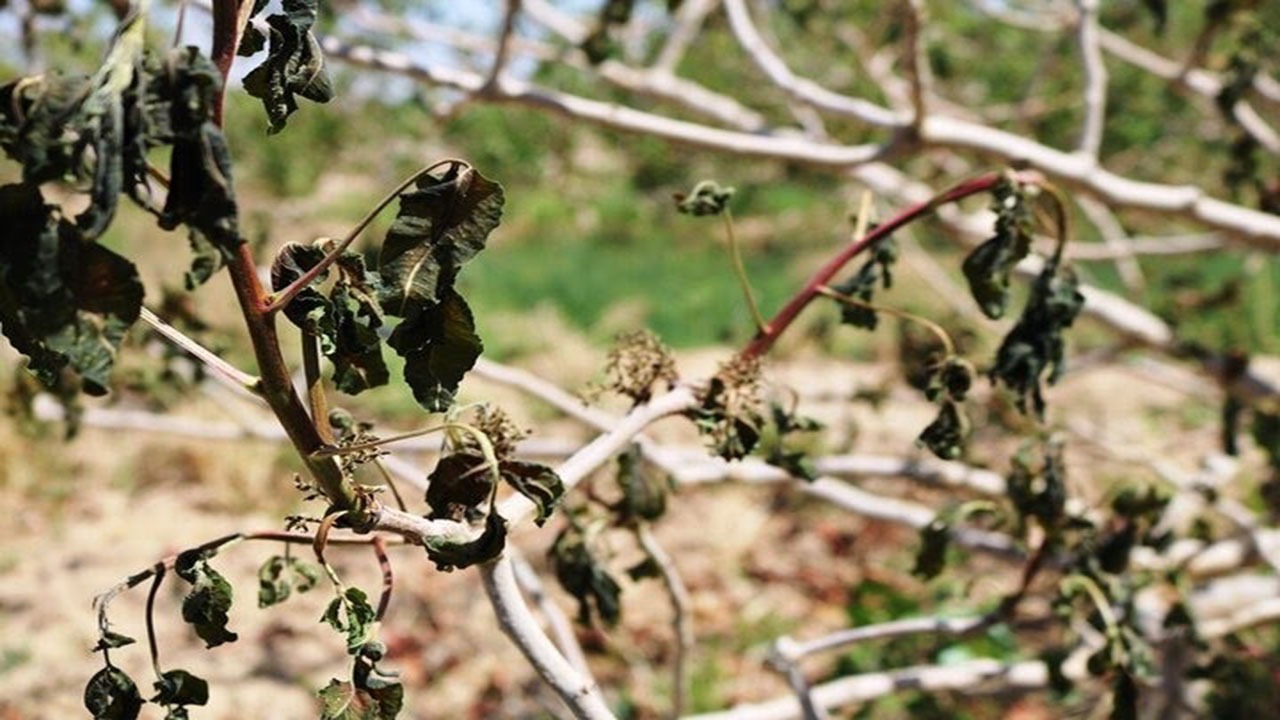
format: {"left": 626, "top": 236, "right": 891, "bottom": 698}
{"left": 766, "top": 640, "right": 828, "bottom": 720}
{"left": 739, "top": 171, "right": 1014, "bottom": 361}
{"left": 139, "top": 307, "right": 260, "bottom": 391}
{"left": 145, "top": 563, "right": 166, "bottom": 679}
{"left": 815, "top": 285, "right": 956, "bottom": 356}
{"left": 482, "top": 0, "right": 522, "bottom": 93}
{"left": 371, "top": 458, "right": 410, "bottom": 513}
{"left": 635, "top": 524, "right": 693, "bottom": 719}
{"left": 372, "top": 536, "right": 393, "bottom": 622}
{"left": 900, "top": 0, "right": 930, "bottom": 133}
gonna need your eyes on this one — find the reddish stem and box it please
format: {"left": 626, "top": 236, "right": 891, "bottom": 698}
{"left": 739, "top": 171, "right": 1006, "bottom": 361}
{"left": 209, "top": 0, "right": 359, "bottom": 514}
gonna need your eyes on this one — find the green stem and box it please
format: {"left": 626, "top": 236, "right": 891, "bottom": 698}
{"left": 816, "top": 285, "right": 956, "bottom": 356}
{"left": 302, "top": 331, "right": 335, "bottom": 445}
{"left": 722, "top": 209, "right": 768, "bottom": 333}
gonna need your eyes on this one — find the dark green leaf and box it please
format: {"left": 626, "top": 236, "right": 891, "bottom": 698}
{"left": 318, "top": 676, "right": 404, "bottom": 720}
{"left": 962, "top": 176, "right": 1033, "bottom": 319}
{"left": 258, "top": 554, "right": 320, "bottom": 608}
{"left": 152, "top": 669, "right": 209, "bottom": 708}
{"left": 84, "top": 666, "right": 143, "bottom": 720}
{"left": 321, "top": 587, "right": 377, "bottom": 654}
{"left": 616, "top": 448, "right": 667, "bottom": 521}
{"left": 175, "top": 550, "right": 238, "bottom": 648}
{"left": 425, "top": 453, "right": 494, "bottom": 523}
{"left": 500, "top": 460, "right": 564, "bottom": 527}
{"left": 917, "top": 400, "right": 968, "bottom": 460}
{"left": 156, "top": 47, "right": 241, "bottom": 264}
{"left": 271, "top": 242, "right": 335, "bottom": 351}
{"left": 241, "top": 0, "right": 334, "bottom": 133}
{"left": 1111, "top": 671, "right": 1139, "bottom": 720}
{"left": 626, "top": 556, "right": 661, "bottom": 581}
{"left": 377, "top": 164, "right": 503, "bottom": 317}
{"left": 831, "top": 235, "right": 898, "bottom": 330}
{"left": 424, "top": 510, "right": 507, "bottom": 571}
{"left": 329, "top": 284, "right": 390, "bottom": 395}
{"left": 990, "top": 261, "right": 1084, "bottom": 416}
{"left": 1007, "top": 439, "right": 1068, "bottom": 529}
{"left": 388, "top": 289, "right": 483, "bottom": 412}
{"left": 93, "top": 631, "right": 137, "bottom": 652}
{"left": 912, "top": 518, "right": 950, "bottom": 579}
{"left": 0, "top": 183, "right": 143, "bottom": 395}
{"left": 549, "top": 525, "right": 623, "bottom": 627}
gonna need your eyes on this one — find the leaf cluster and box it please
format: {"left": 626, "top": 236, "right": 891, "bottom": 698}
{"left": 830, "top": 233, "right": 899, "bottom": 330}
{"left": 0, "top": 42, "right": 237, "bottom": 398}
{"left": 549, "top": 521, "right": 623, "bottom": 627}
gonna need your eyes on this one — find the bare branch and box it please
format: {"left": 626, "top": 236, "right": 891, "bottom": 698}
{"left": 482, "top": 0, "right": 522, "bottom": 93}
{"left": 139, "top": 307, "right": 260, "bottom": 391}
{"left": 510, "top": 550, "right": 592, "bottom": 677}
{"left": 720, "top": 0, "right": 905, "bottom": 128}
{"left": 635, "top": 524, "right": 694, "bottom": 718}
{"left": 1073, "top": 0, "right": 1107, "bottom": 159}
{"left": 481, "top": 556, "right": 616, "bottom": 720}
{"left": 1075, "top": 194, "right": 1144, "bottom": 293}
{"left": 900, "top": 0, "right": 930, "bottom": 132}
{"left": 653, "top": 0, "right": 719, "bottom": 73}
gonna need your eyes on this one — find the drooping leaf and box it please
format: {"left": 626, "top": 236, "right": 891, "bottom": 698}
{"left": 0, "top": 183, "right": 143, "bottom": 395}
{"left": 329, "top": 284, "right": 390, "bottom": 395}
{"left": 990, "top": 260, "right": 1084, "bottom": 416}
{"left": 917, "top": 399, "right": 968, "bottom": 460}
{"left": 151, "top": 669, "right": 209, "bottom": 709}
{"left": 258, "top": 554, "right": 320, "bottom": 608}
{"left": 761, "top": 402, "right": 822, "bottom": 481}
{"left": 377, "top": 164, "right": 503, "bottom": 317}
{"left": 84, "top": 666, "right": 144, "bottom": 720}
{"left": 831, "top": 235, "right": 899, "bottom": 330}
{"left": 174, "top": 550, "right": 238, "bottom": 648}
{"left": 387, "top": 289, "right": 483, "bottom": 412}
{"left": 1007, "top": 439, "right": 1068, "bottom": 529}
{"left": 424, "top": 511, "right": 507, "bottom": 571}
{"left": 924, "top": 356, "right": 975, "bottom": 403}
{"left": 425, "top": 452, "right": 494, "bottom": 523}
{"left": 616, "top": 447, "right": 668, "bottom": 522}
{"left": 500, "top": 460, "right": 564, "bottom": 527}
{"left": 962, "top": 176, "right": 1034, "bottom": 320}
{"left": 321, "top": 586, "right": 377, "bottom": 654}
{"left": 317, "top": 677, "right": 403, "bottom": 720}
{"left": 549, "top": 525, "right": 623, "bottom": 627}
{"left": 270, "top": 242, "right": 335, "bottom": 352}
{"left": 912, "top": 518, "right": 950, "bottom": 580}
{"left": 155, "top": 46, "right": 241, "bottom": 266}
{"left": 92, "top": 631, "right": 137, "bottom": 652}
{"left": 241, "top": 0, "right": 334, "bottom": 133}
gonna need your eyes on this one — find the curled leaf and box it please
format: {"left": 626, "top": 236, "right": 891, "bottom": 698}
{"left": 425, "top": 453, "right": 494, "bottom": 523}
{"left": 500, "top": 460, "right": 564, "bottom": 527}
{"left": 84, "top": 666, "right": 143, "bottom": 720}
{"left": 175, "top": 550, "right": 238, "bottom": 648}
{"left": 424, "top": 511, "right": 507, "bottom": 571}
{"left": 549, "top": 524, "right": 622, "bottom": 627}
{"left": 241, "top": 0, "right": 333, "bottom": 133}
{"left": 962, "top": 176, "right": 1034, "bottom": 319}
{"left": 991, "top": 261, "right": 1084, "bottom": 416}
{"left": 917, "top": 399, "right": 969, "bottom": 460}
{"left": 674, "top": 180, "right": 735, "bottom": 216}
{"left": 321, "top": 586, "right": 377, "bottom": 654}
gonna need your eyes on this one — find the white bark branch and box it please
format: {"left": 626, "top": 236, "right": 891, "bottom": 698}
{"left": 482, "top": 556, "right": 616, "bottom": 719}
{"left": 1073, "top": 0, "right": 1107, "bottom": 159}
